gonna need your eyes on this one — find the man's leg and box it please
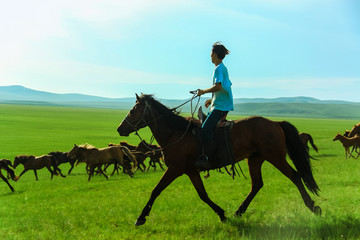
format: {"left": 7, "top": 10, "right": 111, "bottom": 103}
{"left": 195, "top": 110, "right": 225, "bottom": 169}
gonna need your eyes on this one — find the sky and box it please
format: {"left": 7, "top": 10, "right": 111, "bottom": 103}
{"left": 0, "top": 0, "right": 359, "bottom": 101}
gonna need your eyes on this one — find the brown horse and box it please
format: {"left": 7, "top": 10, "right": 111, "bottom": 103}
{"left": 137, "top": 140, "right": 165, "bottom": 171}
{"left": 299, "top": 132, "right": 319, "bottom": 153}
{"left": 117, "top": 141, "right": 165, "bottom": 171}
{"left": 68, "top": 144, "right": 136, "bottom": 181}
{"left": 333, "top": 133, "right": 360, "bottom": 159}
{"left": 117, "top": 94, "right": 321, "bottom": 226}
{"left": 0, "top": 159, "right": 19, "bottom": 192}
{"left": 13, "top": 155, "right": 58, "bottom": 180}
{"left": 349, "top": 123, "right": 360, "bottom": 137}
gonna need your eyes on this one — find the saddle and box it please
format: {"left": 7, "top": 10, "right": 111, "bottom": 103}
{"left": 196, "top": 107, "right": 236, "bottom": 170}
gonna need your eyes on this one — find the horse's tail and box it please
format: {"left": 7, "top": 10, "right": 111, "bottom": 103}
{"left": 278, "top": 121, "right": 320, "bottom": 196}
{"left": 119, "top": 146, "right": 138, "bottom": 171}
{"left": 307, "top": 134, "right": 319, "bottom": 153}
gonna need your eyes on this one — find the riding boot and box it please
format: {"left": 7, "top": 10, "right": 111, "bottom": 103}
{"left": 194, "top": 130, "right": 216, "bottom": 170}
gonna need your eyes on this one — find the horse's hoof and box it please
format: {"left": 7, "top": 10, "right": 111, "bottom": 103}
{"left": 134, "top": 217, "right": 146, "bottom": 226}
{"left": 220, "top": 216, "right": 228, "bottom": 223}
{"left": 314, "top": 206, "right": 322, "bottom": 216}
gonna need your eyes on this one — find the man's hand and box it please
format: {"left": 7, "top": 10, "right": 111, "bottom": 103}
{"left": 197, "top": 89, "right": 206, "bottom": 96}
{"left": 205, "top": 99, "right": 212, "bottom": 108}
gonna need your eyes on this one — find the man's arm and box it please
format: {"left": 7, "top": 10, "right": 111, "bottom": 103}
{"left": 197, "top": 83, "right": 222, "bottom": 96}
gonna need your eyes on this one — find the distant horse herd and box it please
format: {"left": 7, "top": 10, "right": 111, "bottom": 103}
{"left": 0, "top": 140, "right": 165, "bottom": 192}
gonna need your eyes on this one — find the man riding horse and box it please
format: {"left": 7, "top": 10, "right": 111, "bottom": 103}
{"left": 195, "top": 42, "right": 233, "bottom": 169}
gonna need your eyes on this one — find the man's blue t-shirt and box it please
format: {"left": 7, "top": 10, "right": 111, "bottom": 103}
{"left": 210, "top": 62, "right": 234, "bottom": 112}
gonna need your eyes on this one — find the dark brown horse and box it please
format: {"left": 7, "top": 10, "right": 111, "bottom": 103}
{"left": 48, "top": 151, "right": 77, "bottom": 175}
{"left": 299, "top": 132, "right": 319, "bottom": 153}
{"left": 0, "top": 159, "right": 19, "bottom": 192}
{"left": 117, "top": 94, "right": 321, "bottom": 226}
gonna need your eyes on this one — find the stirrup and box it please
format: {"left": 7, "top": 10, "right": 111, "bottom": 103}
{"left": 195, "top": 154, "right": 211, "bottom": 169}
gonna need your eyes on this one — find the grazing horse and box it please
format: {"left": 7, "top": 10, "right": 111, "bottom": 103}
{"left": 0, "top": 159, "right": 19, "bottom": 192}
{"left": 13, "top": 155, "right": 58, "bottom": 180}
{"left": 299, "top": 132, "right": 319, "bottom": 153}
{"left": 117, "top": 94, "right": 321, "bottom": 226}
{"left": 333, "top": 133, "right": 360, "bottom": 159}
{"left": 68, "top": 144, "right": 136, "bottom": 181}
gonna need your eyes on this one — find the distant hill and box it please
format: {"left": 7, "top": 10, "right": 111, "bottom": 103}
{"left": 1, "top": 85, "right": 360, "bottom": 119}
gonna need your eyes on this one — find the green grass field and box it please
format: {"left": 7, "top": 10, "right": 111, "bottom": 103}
{"left": 0, "top": 103, "right": 360, "bottom": 240}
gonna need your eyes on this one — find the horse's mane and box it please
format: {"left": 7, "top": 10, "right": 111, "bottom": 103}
{"left": 78, "top": 143, "right": 97, "bottom": 149}
{"left": 140, "top": 94, "right": 199, "bottom": 131}
{"left": 15, "top": 155, "right": 35, "bottom": 162}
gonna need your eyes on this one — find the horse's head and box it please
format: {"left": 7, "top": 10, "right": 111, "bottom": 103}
{"left": 117, "top": 94, "right": 153, "bottom": 136}
{"left": 68, "top": 144, "right": 80, "bottom": 159}
{"left": 13, "top": 155, "right": 33, "bottom": 168}
{"left": 332, "top": 133, "right": 342, "bottom": 141}
{"left": 0, "top": 159, "right": 13, "bottom": 168}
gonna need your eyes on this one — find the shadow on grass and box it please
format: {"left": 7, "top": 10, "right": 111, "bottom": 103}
{"left": 227, "top": 215, "right": 360, "bottom": 239}
{"left": 0, "top": 190, "right": 26, "bottom": 197}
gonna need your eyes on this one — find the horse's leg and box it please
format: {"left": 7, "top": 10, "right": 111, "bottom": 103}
{"left": 110, "top": 163, "right": 117, "bottom": 176}
{"left": 235, "top": 156, "right": 264, "bottom": 216}
{"left": 34, "top": 170, "right": 38, "bottom": 181}
{"left": 88, "top": 165, "right": 96, "bottom": 181}
{"left": 140, "top": 162, "right": 147, "bottom": 172}
{"left": 0, "top": 172, "right": 14, "bottom": 192}
{"left": 158, "top": 160, "right": 165, "bottom": 170}
{"left": 55, "top": 166, "right": 66, "bottom": 178}
{"left": 116, "top": 165, "right": 121, "bottom": 175}
{"left": 146, "top": 160, "right": 152, "bottom": 171}
{"left": 99, "top": 166, "right": 109, "bottom": 180}
{"left": 46, "top": 166, "right": 54, "bottom": 180}
{"left": 268, "top": 156, "right": 321, "bottom": 215}
{"left": 68, "top": 162, "right": 74, "bottom": 175}
{"left": 18, "top": 169, "right": 28, "bottom": 180}
{"left": 135, "top": 167, "right": 181, "bottom": 226}
{"left": 187, "top": 171, "right": 226, "bottom": 222}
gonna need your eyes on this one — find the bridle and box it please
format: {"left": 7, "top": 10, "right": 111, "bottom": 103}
{"left": 123, "top": 100, "right": 153, "bottom": 133}
{"left": 123, "top": 91, "right": 201, "bottom": 152}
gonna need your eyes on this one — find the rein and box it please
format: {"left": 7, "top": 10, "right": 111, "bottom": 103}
{"left": 133, "top": 91, "right": 201, "bottom": 152}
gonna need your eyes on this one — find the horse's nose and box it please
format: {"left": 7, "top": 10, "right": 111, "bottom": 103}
{"left": 117, "top": 125, "right": 129, "bottom": 136}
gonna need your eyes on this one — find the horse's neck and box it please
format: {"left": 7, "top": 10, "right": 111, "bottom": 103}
{"left": 339, "top": 136, "right": 353, "bottom": 146}
{"left": 80, "top": 149, "right": 92, "bottom": 157}
{"left": 147, "top": 113, "right": 178, "bottom": 147}
{"left": 338, "top": 136, "right": 348, "bottom": 143}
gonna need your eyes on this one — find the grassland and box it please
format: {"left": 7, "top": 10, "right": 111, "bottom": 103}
{"left": 0, "top": 103, "right": 360, "bottom": 240}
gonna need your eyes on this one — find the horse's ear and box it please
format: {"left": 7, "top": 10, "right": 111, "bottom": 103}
{"left": 136, "top": 93, "right": 140, "bottom": 102}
